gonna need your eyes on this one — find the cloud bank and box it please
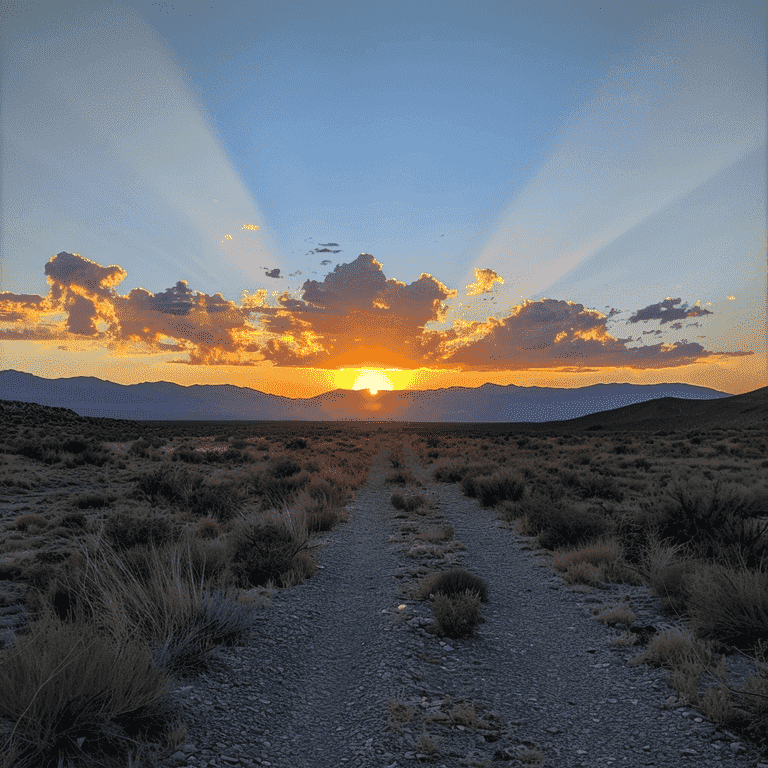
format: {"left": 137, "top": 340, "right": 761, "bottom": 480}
{"left": 0, "top": 251, "right": 751, "bottom": 371}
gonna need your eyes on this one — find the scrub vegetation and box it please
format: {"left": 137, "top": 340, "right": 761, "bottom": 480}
{"left": 1, "top": 400, "right": 767, "bottom": 763}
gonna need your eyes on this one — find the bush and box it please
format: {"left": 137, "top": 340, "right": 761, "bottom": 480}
{"left": 247, "top": 471, "right": 310, "bottom": 511}
{"left": 70, "top": 492, "right": 115, "bottom": 510}
{"left": 101, "top": 510, "right": 179, "bottom": 552}
{"left": 136, "top": 466, "right": 244, "bottom": 521}
{"left": 426, "top": 568, "right": 488, "bottom": 603}
{"left": 391, "top": 492, "right": 426, "bottom": 513}
{"left": 225, "top": 521, "right": 310, "bottom": 588}
{"left": 430, "top": 591, "right": 483, "bottom": 638}
{"left": 148, "top": 587, "right": 259, "bottom": 681}
{"left": 266, "top": 457, "right": 302, "bottom": 478}
{"left": 687, "top": 565, "right": 768, "bottom": 647}
{"left": 55, "top": 510, "right": 88, "bottom": 530}
{"left": 462, "top": 471, "right": 525, "bottom": 507}
{"left": 0, "top": 608, "right": 180, "bottom": 768}
{"left": 128, "top": 435, "right": 166, "bottom": 457}
{"left": 285, "top": 438, "right": 307, "bottom": 451}
{"left": 385, "top": 470, "right": 422, "bottom": 486}
{"left": 526, "top": 499, "right": 609, "bottom": 551}
{"left": 646, "top": 476, "right": 768, "bottom": 568}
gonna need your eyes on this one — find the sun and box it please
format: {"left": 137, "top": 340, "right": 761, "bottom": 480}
{"left": 352, "top": 369, "right": 394, "bottom": 395}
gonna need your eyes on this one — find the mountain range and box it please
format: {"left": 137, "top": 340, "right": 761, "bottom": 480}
{"left": 0, "top": 369, "right": 752, "bottom": 427}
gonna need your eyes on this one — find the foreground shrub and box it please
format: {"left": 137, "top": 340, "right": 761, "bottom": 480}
{"left": 552, "top": 539, "right": 620, "bottom": 572}
{"left": 526, "top": 499, "right": 609, "bottom": 551}
{"left": 645, "top": 542, "right": 698, "bottom": 615}
{"left": 101, "top": 509, "right": 179, "bottom": 552}
{"left": 391, "top": 492, "right": 426, "bottom": 513}
{"left": 0, "top": 606, "right": 181, "bottom": 768}
{"left": 464, "top": 471, "right": 525, "bottom": 507}
{"left": 743, "top": 642, "right": 768, "bottom": 747}
{"left": 385, "top": 470, "right": 422, "bottom": 486}
{"left": 136, "top": 465, "right": 245, "bottom": 521}
{"left": 430, "top": 591, "right": 482, "bottom": 638}
{"left": 425, "top": 568, "right": 488, "bottom": 603}
{"left": 645, "top": 476, "right": 768, "bottom": 568}
{"left": 225, "top": 521, "right": 310, "bottom": 588}
{"left": 687, "top": 565, "right": 768, "bottom": 647}
{"left": 148, "top": 587, "right": 259, "bottom": 680}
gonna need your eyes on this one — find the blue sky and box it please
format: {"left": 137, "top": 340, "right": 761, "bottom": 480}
{"left": 0, "top": 0, "right": 765, "bottom": 396}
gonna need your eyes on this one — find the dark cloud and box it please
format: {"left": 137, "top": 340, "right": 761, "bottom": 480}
{"left": 628, "top": 297, "right": 712, "bottom": 325}
{"left": 320, "top": 259, "right": 332, "bottom": 266}
{"left": 606, "top": 308, "right": 621, "bottom": 318}
{"left": 318, "top": 243, "right": 339, "bottom": 247}
{"left": 307, "top": 247, "right": 342, "bottom": 255}
{"left": 0, "top": 252, "right": 752, "bottom": 372}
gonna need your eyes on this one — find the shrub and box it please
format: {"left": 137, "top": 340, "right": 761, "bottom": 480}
{"left": 55, "top": 510, "right": 88, "bottom": 530}
{"left": 426, "top": 568, "right": 488, "bottom": 603}
{"left": 12, "top": 513, "right": 48, "bottom": 532}
{"left": 136, "top": 465, "right": 245, "bottom": 521}
{"left": 285, "top": 437, "right": 307, "bottom": 451}
{"left": 687, "top": 564, "right": 768, "bottom": 647}
{"left": 385, "top": 470, "right": 422, "bottom": 486}
{"left": 552, "top": 539, "right": 620, "bottom": 573}
{"left": 0, "top": 608, "right": 180, "bottom": 768}
{"left": 225, "top": 521, "right": 310, "bottom": 588}
{"left": 101, "top": 510, "right": 179, "bottom": 552}
{"left": 128, "top": 435, "right": 165, "bottom": 457}
{"left": 526, "top": 500, "right": 609, "bottom": 551}
{"left": 247, "top": 471, "right": 310, "bottom": 511}
{"left": 266, "top": 457, "right": 302, "bottom": 478}
{"left": 194, "top": 516, "right": 221, "bottom": 540}
{"left": 430, "top": 591, "right": 483, "bottom": 638}
{"left": 70, "top": 492, "right": 114, "bottom": 509}
{"left": 645, "top": 475, "right": 768, "bottom": 567}
{"left": 465, "top": 472, "right": 525, "bottom": 508}
{"left": 148, "top": 587, "right": 259, "bottom": 679}
{"left": 388, "top": 443, "right": 404, "bottom": 468}
{"left": 646, "top": 545, "right": 698, "bottom": 615}
{"left": 391, "top": 492, "right": 426, "bottom": 513}
{"left": 630, "top": 627, "right": 707, "bottom": 669}
{"left": 563, "top": 562, "right": 602, "bottom": 586}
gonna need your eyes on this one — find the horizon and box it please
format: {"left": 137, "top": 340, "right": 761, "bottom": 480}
{"left": 1, "top": 1, "right": 765, "bottom": 401}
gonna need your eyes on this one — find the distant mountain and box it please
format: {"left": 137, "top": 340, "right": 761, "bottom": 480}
{"left": 0, "top": 369, "right": 737, "bottom": 425}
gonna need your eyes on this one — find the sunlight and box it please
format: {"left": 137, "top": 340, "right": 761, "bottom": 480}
{"left": 474, "top": 5, "right": 766, "bottom": 300}
{"left": 352, "top": 369, "right": 394, "bottom": 395}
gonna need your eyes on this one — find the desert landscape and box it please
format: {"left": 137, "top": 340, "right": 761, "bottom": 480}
{"left": 0, "top": 388, "right": 766, "bottom": 767}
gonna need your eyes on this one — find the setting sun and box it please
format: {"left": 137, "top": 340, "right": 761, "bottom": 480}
{"left": 352, "top": 369, "right": 394, "bottom": 395}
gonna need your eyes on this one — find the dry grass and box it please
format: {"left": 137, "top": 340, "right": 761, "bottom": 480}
{"left": 552, "top": 539, "right": 620, "bottom": 572}
{"left": 562, "top": 562, "right": 602, "bottom": 586}
{"left": 593, "top": 603, "right": 636, "bottom": 628}
{"left": 414, "top": 525, "right": 454, "bottom": 544}
{"left": 630, "top": 627, "right": 709, "bottom": 669}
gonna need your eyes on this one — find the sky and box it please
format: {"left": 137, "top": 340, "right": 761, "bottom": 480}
{"left": 0, "top": 0, "right": 765, "bottom": 400}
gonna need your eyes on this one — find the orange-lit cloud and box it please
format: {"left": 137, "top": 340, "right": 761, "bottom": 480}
{"left": 466, "top": 268, "right": 504, "bottom": 296}
{"left": 0, "top": 251, "right": 753, "bottom": 372}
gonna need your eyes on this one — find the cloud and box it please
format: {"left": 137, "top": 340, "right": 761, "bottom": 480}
{"left": 320, "top": 259, "right": 332, "bottom": 266}
{"left": 628, "top": 297, "right": 713, "bottom": 325}
{"left": 466, "top": 268, "right": 504, "bottom": 296}
{"left": 242, "top": 224, "right": 259, "bottom": 230}
{"left": 0, "top": 251, "right": 752, "bottom": 371}
{"left": 265, "top": 269, "right": 281, "bottom": 278}
{"left": 318, "top": 243, "right": 339, "bottom": 247}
